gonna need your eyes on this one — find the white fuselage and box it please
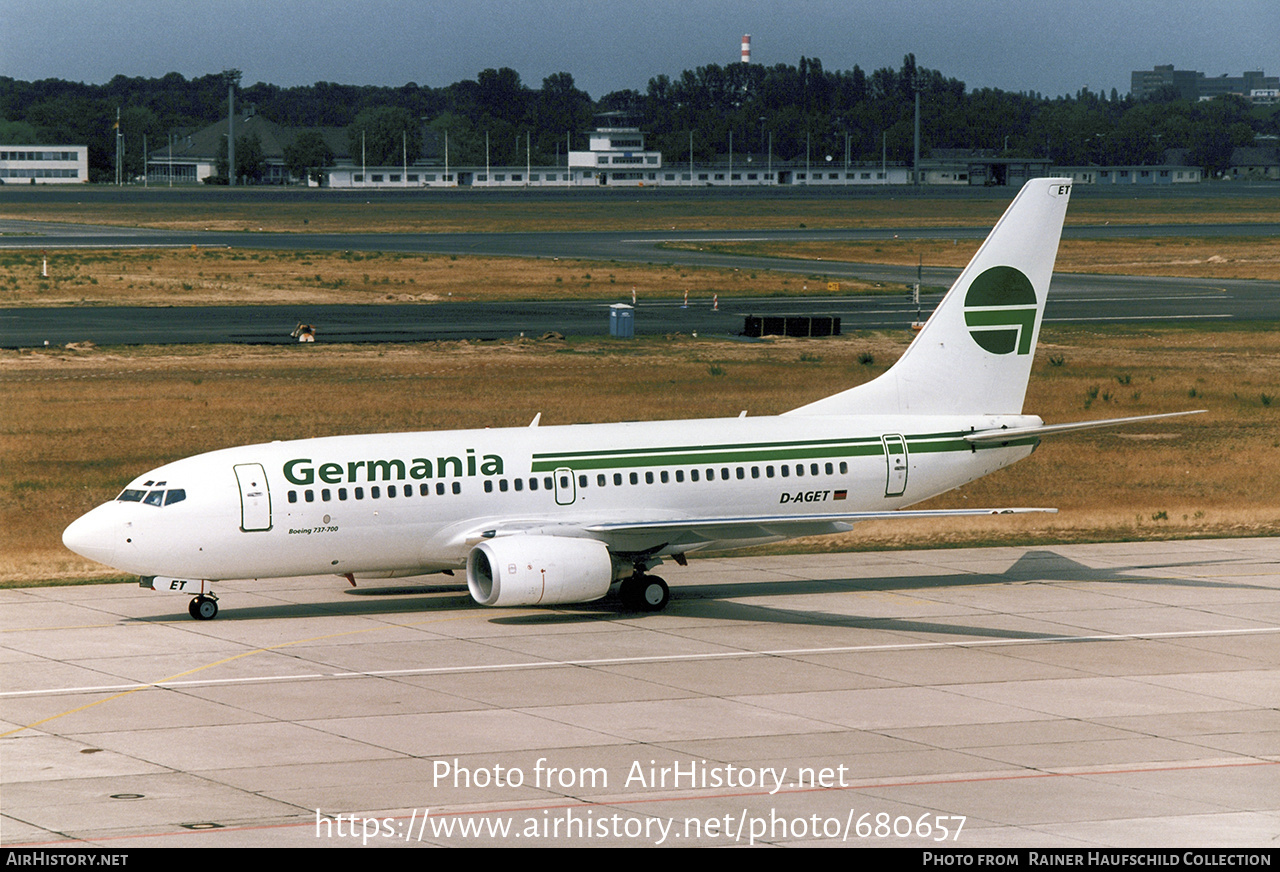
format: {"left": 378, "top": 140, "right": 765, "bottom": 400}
{"left": 63, "top": 411, "right": 1040, "bottom": 583}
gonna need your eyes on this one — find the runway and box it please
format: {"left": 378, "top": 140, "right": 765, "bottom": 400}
{"left": 3, "top": 538, "right": 1277, "bottom": 847}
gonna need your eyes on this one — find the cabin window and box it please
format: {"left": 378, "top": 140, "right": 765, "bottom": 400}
{"left": 579, "top": 475, "right": 588, "bottom": 488}
{"left": 781, "top": 465, "right": 790, "bottom": 477}
{"left": 766, "top": 466, "right": 775, "bottom": 478}
{"left": 371, "top": 486, "right": 381, "bottom": 499}
{"left": 629, "top": 472, "right": 639, "bottom": 485}
{"left": 321, "top": 489, "right": 331, "bottom": 501}
{"left": 452, "top": 482, "right": 461, "bottom": 495}
{"left": 355, "top": 487, "right": 365, "bottom": 500}
{"left": 598, "top": 474, "right": 607, "bottom": 487}
{"left": 645, "top": 471, "right": 654, "bottom": 484}
{"left": 288, "top": 491, "right": 297, "bottom": 504}
{"left": 839, "top": 462, "right": 848, "bottom": 474}
{"left": 499, "top": 479, "right": 509, "bottom": 492}
{"left": 675, "top": 470, "right": 684, "bottom": 483}
{"left": 419, "top": 484, "right": 429, "bottom": 496}
{"left": 484, "top": 480, "right": 493, "bottom": 493}
{"left": 825, "top": 462, "right": 834, "bottom": 475}
{"left": 660, "top": 470, "right": 669, "bottom": 484}
{"left": 795, "top": 465, "right": 804, "bottom": 477}
{"left": 690, "top": 469, "right": 700, "bottom": 482}
{"left": 304, "top": 490, "right": 314, "bottom": 503}
{"left": 514, "top": 479, "right": 523, "bottom": 492}
{"left": 339, "top": 488, "right": 348, "bottom": 500}
{"left": 436, "top": 483, "right": 446, "bottom": 495}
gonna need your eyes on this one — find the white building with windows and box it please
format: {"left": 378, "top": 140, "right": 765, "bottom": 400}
{"left": 567, "top": 119, "right": 662, "bottom": 185}
{"left": 0, "top": 146, "right": 88, "bottom": 183}
{"left": 324, "top": 166, "right": 579, "bottom": 188}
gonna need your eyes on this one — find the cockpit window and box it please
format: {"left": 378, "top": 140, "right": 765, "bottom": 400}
{"left": 118, "top": 486, "right": 186, "bottom": 507}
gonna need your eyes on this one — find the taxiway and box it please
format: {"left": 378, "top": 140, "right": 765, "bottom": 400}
{"left": 3, "top": 538, "right": 1277, "bottom": 847}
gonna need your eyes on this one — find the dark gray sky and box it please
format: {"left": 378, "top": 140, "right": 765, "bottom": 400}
{"left": 3, "top": 0, "right": 1276, "bottom": 100}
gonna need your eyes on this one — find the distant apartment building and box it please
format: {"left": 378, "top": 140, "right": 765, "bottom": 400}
{"left": 1131, "top": 65, "right": 1279, "bottom": 102}
{"left": 0, "top": 146, "right": 88, "bottom": 183}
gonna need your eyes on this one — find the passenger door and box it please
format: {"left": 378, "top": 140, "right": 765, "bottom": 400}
{"left": 882, "top": 435, "right": 908, "bottom": 498}
{"left": 233, "top": 463, "right": 272, "bottom": 532}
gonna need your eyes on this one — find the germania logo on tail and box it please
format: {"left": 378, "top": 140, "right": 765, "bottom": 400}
{"left": 63, "top": 179, "right": 1202, "bottom": 620}
{"left": 963, "top": 266, "right": 1039, "bottom": 355}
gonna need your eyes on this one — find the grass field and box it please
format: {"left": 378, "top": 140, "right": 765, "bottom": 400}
{"left": 0, "top": 247, "right": 893, "bottom": 307}
{"left": 2, "top": 231, "right": 1275, "bottom": 308}
{"left": 4, "top": 326, "right": 1277, "bottom": 586}
{"left": 4, "top": 187, "right": 1280, "bottom": 234}
{"left": 660, "top": 236, "right": 1280, "bottom": 283}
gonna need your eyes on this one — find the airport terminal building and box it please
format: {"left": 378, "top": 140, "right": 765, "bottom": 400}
{"left": 325, "top": 120, "right": 912, "bottom": 188}
{"left": 131, "top": 111, "right": 1217, "bottom": 190}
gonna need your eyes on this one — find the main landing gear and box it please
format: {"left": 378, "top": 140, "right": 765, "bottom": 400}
{"left": 619, "top": 573, "right": 670, "bottom": 612}
{"left": 188, "top": 594, "right": 218, "bottom": 621}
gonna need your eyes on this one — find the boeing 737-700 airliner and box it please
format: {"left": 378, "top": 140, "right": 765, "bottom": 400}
{"left": 62, "top": 178, "right": 1200, "bottom": 619}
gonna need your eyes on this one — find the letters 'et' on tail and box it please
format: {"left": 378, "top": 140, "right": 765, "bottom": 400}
{"left": 787, "top": 178, "right": 1073, "bottom": 418}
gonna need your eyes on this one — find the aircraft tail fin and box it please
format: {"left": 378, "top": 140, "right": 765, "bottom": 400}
{"left": 786, "top": 177, "right": 1072, "bottom": 417}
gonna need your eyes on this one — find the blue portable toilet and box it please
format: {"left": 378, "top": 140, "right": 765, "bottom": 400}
{"left": 609, "top": 303, "right": 635, "bottom": 338}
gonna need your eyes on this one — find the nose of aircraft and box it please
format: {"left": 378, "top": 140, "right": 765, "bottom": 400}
{"left": 62, "top": 503, "right": 121, "bottom": 567}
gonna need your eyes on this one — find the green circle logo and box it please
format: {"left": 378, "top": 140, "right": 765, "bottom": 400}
{"left": 963, "top": 266, "right": 1037, "bottom": 355}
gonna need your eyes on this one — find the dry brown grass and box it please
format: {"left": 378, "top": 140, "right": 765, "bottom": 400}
{"left": 3, "top": 231, "right": 1272, "bottom": 310}
{"left": 0, "top": 248, "right": 886, "bottom": 307}
{"left": 663, "top": 237, "right": 1280, "bottom": 282}
{"left": 3, "top": 326, "right": 1277, "bottom": 585}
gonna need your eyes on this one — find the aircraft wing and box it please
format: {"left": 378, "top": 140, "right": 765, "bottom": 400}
{"left": 466, "top": 507, "right": 1056, "bottom": 555}
{"left": 578, "top": 507, "right": 1057, "bottom": 552}
{"left": 584, "top": 507, "right": 1055, "bottom": 535}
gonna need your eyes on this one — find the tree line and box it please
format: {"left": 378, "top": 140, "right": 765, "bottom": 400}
{"left": 2, "top": 56, "right": 1275, "bottom": 182}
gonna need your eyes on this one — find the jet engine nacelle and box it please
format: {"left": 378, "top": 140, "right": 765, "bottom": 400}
{"left": 466, "top": 535, "right": 614, "bottom": 607}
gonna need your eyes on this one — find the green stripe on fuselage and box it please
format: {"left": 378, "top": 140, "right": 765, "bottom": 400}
{"left": 528, "top": 431, "right": 1032, "bottom": 472}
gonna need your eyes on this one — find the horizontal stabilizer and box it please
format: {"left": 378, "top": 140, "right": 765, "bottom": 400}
{"left": 964, "top": 410, "right": 1206, "bottom": 444}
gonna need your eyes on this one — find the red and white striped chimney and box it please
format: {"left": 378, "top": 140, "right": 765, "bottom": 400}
{"left": 741, "top": 34, "right": 751, "bottom": 64}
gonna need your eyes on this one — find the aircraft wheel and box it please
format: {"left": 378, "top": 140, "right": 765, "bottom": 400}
{"left": 638, "top": 575, "right": 669, "bottom": 611}
{"left": 189, "top": 596, "right": 218, "bottom": 621}
{"left": 621, "top": 575, "right": 669, "bottom": 612}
